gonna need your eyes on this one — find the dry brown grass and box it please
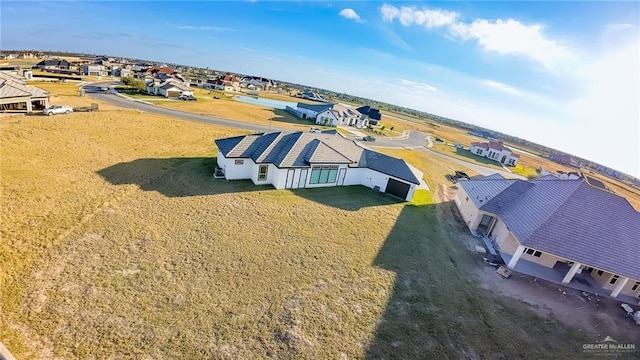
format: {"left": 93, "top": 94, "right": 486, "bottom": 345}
{"left": 0, "top": 85, "right": 626, "bottom": 360}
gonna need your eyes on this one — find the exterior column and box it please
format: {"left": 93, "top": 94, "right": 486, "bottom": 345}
{"left": 610, "top": 277, "right": 629, "bottom": 298}
{"left": 562, "top": 262, "right": 582, "bottom": 284}
{"left": 508, "top": 245, "right": 526, "bottom": 269}
{"left": 26, "top": 100, "right": 32, "bottom": 113}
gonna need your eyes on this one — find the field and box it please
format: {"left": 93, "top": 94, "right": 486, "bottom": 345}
{"left": 5, "top": 100, "right": 626, "bottom": 359}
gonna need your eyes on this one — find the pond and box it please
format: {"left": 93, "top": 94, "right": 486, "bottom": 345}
{"left": 235, "top": 95, "right": 298, "bottom": 109}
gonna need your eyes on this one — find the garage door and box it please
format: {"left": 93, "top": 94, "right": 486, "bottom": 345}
{"left": 385, "top": 178, "right": 410, "bottom": 199}
{"left": 167, "top": 91, "right": 180, "bottom": 98}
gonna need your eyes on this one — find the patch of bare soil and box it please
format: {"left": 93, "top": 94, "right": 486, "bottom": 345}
{"left": 438, "top": 183, "right": 640, "bottom": 343}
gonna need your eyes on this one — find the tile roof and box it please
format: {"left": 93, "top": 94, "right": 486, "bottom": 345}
{"left": 0, "top": 71, "right": 49, "bottom": 99}
{"left": 471, "top": 142, "right": 489, "bottom": 150}
{"left": 215, "top": 131, "right": 420, "bottom": 184}
{"left": 458, "top": 178, "right": 640, "bottom": 281}
{"left": 297, "top": 102, "right": 333, "bottom": 113}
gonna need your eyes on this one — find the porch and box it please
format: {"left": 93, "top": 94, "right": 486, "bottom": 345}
{"left": 500, "top": 252, "right": 640, "bottom": 305}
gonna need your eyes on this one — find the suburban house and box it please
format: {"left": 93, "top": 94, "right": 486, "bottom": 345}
{"left": 454, "top": 174, "right": 640, "bottom": 300}
{"left": 470, "top": 141, "right": 520, "bottom": 166}
{"left": 82, "top": 63, "right": 108, "bottom": 77}
{"left": 300, "top": 91, "right": 326, "bottom": 102}
{"left": 208, "top": 74, "right": 241, "bottom": 91}
{"left": 0, "top": 70, "right": 49, "bottom": 112}
{"left": 356, "top": 105, "right": 382, "bottom": 126}
{"left": 215, "top": 131, "right": 424, "bottom": 201}
{"left": 36, "top": 59, "right": 71, "bottom": 71}
{"left": 316, "top": 104, "right": 369, "bottom": 128}
{"left": 549, "top": 153, "right": 581, "bottom": 168}
{"left": 146, "top": 79, "right": 192, "bottom": 98}
{"left": 285, "top": 102, "right": 333, "bottom": 120}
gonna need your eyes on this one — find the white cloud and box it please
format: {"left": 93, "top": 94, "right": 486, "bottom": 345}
{"left": 380, "top": 5, "right": 569, "bottom": 71}
{"left": 398, "top": 78, "right": 438, "bottom": 93}
{"left": 449, "top": 19, "right": 569, "bottom": 71}
{"left": 482, "top": 80, "right": 523, "bottom": 96}
{"left": 339, "top": 8, "right": 362, "bottom": 23}
{"left": 564, "top": 39, "right": 640, "bottom": 176}
{"left": 380, "top": 4, "right": 459, "bottom": 29}
{"left": 176, "top": 25, "right": 235, "bottom": 31}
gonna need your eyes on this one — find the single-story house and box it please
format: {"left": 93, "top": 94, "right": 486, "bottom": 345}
{"left": 285, "top": 102, "right": 333, "bottom": 120}
{"left": 316, "top": 104, "right": 369, "bottom": 128}
{"left": 454, "top": 174, "right": 640, "bottom": 300}
{"left": 357, "top": 105, "right": 382, "bottom": 126}
{"left": 549, "top": 153, "right": 581, "bottom": 168}
{"left": 0, "top": 70, "right": 49, "bottom": 112}
{"left": 215, "top": 131, "right": 424, "bottom": 201}
{"left": 36, "top": 59, "right": 71, "bottom": 71}
{"left": 146, "top": 79, "right": 192, "bottom": 98}
{"left": 470, "top": 141, "right": 519, "bottom": 166}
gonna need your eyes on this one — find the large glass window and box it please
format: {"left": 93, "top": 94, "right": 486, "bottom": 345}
{"left": 309, "top": 165, "right": 339, "bottom": 184}
{"left": 258, "top": 165, "right": 268, "bottom": 181}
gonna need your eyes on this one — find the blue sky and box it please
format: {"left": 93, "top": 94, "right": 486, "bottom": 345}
{"left": 2, "top": 1, "right": 639, "bottom": 177}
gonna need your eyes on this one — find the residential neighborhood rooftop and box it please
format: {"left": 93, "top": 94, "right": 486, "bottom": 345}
{"left": 458, "top": 176, "right": 640, "bottom": 281}
{"left": 216, "top": 131, "right": 421, "bottom": 184}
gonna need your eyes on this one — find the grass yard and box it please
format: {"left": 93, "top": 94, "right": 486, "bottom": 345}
{"left": 1, "top": 105, "right": 610, "bottom": 359}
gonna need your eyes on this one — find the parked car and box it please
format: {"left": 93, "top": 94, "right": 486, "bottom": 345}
{"left": 309, "top": 127, "right": 321, "bottom": 133}
{"left": 363, "top": 135, "right": 376, "bottom": 142}
{"left": 43, "top": 105, "right": 73, "bottom": 116}
{"left": 178, "top": 94, "right": 197, "bottom": 101}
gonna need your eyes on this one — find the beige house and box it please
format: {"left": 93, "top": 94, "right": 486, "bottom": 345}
{"left": 454, "top": 174, "right": 640, "bottom": 300}
{"left": 0, "top": 71, "right": 49, "bottom": 113}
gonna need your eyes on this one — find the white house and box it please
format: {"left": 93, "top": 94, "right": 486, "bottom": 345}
{"left": 285, "top": 102, "right": 333, "bottom": 120}
{"left": 316, "top": 104, "right": 369, "bottom": 128}
{"left": 146, "top": 78, "right": 192, "bottom": 98}
{"left": 215, "top": 131, "right": 424, "bottom": 201}
{"left": 470, "top": 141, "right": 519, "bottom": 166}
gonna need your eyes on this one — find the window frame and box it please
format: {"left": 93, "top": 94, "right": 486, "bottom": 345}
{"left": 258, "top": 165, "right": 268, "bottom": 181}
{"left": 309, "top": 165, "right": 339, "bottom": 185}
{"left": 235, "top": 159, "right": 244, "bottom": 165}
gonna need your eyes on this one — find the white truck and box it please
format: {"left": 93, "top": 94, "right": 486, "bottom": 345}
{"left": 43, "top": 105, "right": 73, "bottom": 116}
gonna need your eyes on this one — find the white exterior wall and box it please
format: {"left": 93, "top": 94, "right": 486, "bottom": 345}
{"left": 470, "top": 144, "right": 487, "bottom": 157}
{"left": 218, "top": 153, "right": 254, "bottom": 180}
{"left": 316, "top": 110, "right": 339, "bottom": 126}
{"left": 298, "top": 108, "right": 318, "bottom": 119}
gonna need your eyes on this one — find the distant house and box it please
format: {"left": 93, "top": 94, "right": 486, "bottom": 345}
{"left": 301, "top": 91, "right": 326, "bottom": 102}
{"left": 82, "top": 63, "right": 108, "bottom": 77}
{"left": 146, "top": 79, "right": 192, "bottom": 98}
{"left": 36, "top": 59, "right": 71, "bottom": 71}
{"left": 208, "top": 74, "right": 241, "bottom": 92}
{"left": 454, "top": 175, "right": 640, "bottom": 300}
{"left": 0, "top": 70, "right": 49, "bottom": 113}
{"left": 285, "top": 102, "right": 333, "bottom": 120}
{"left": 215, "top": 131, "right": 423, "bottom": 201}
{"left": 356, "top": 105, "right": 382, "bottom": 126}
{"left": 469, "top": 129, "right": 496, "bottom": 139}
{"left": 316, "top": 104, "right": 369, "bottom": 128}
{"left": 549, "top": 153, "right": 580, "bottom": 168}
{"left": 470, "top": 141, "right": 519, "bottom": 166}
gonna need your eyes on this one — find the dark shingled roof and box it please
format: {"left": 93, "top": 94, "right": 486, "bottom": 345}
{"left": 356, "top": 105, "right": 382, "bottom": 120}
{"left": 297, "top": 102, "right": 333, "bottom": 113}
{"left": 215, "top": 131, "right": 420, "bottom": 184}
{"left": 458, "top": 177, "right": 640, "bottom": 281}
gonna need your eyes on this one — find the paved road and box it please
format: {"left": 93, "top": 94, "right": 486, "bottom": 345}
{"left": 84, "top": 82, "right": 284, "bottom": 133}
{"left": 419, "top": 147, "right": 526, "bottom": 179}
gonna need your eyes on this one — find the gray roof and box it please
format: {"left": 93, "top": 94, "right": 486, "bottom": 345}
{"left": 458, "top": 177, "right": 640, "bottom": 281}
{"left": 297, "top": 102, "right": 333, "bottom": 113}
{"left": 0, "top": 71, "right": 49, "bottom": 99}
{"left": 215, "top": 131, "right": 420, "bottom": 184}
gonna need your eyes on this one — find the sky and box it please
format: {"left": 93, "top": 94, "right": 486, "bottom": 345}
{"left": 2, "top": 1, "right": 639, "bottom": 177}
